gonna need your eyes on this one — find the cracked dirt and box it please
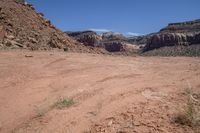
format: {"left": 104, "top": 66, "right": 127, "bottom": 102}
{"left": 0, "top": 51, "right": 200, "bottom": 133}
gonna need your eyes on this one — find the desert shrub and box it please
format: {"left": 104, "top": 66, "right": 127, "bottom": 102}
{"left": 54, "top": 97, "right": 75, "bottom": 109}
{"left": 63, "top": 47, "right": 68, "bottom": 51}
{"left": 174, "top": 88, "right": 200, "bottom": 132}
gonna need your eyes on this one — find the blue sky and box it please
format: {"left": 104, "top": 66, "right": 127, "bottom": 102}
{"left": 27, "top": 0, "right": 200, "bottom": 35}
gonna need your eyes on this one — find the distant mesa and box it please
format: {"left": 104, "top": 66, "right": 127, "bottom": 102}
{"left": 65, "top": 31, "right": 102, "bottom": 47}
{"left": 143, "top": 19, "right": 200, "bottom": 56}
{"left": 66, "top": 19, "right": 200, "bottom": 54}
{"left": 65, "top": 31, "right": 143, "bottom": 53}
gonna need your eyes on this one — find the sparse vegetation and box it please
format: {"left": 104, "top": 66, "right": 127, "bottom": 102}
{"left": 54, "top": 97, "right": 75, "bottom": 109}
{"left": 174, "top": 88, "right": 200, "bottom": 132}
{"left": 141, "top": 45, "right": 200, "bottom": 57}
{"left": 34, "top": 107, "right": 47, "bottom": 118}
{"left": 174, "top": 98, "right": 197, "bottom": 126}
{"left": 63, "top": 47, "right": 68, "bottom": 52}
{"left": 36, "top": 110, "right": 46, "bottom": 117}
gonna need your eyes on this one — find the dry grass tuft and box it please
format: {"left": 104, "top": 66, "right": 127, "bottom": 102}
{"left": 54, "top": 97, "right": 75, "bottom": 109}
{"left": 174, "top": 88, "right": 200, "bottom": 132}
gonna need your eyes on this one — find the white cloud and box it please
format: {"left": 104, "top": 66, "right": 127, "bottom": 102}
{"left": 89, "top": 28, "right": 111, "bottom": 33}
{"left": 126, "top": 32, "right": 143, "bottom": 36}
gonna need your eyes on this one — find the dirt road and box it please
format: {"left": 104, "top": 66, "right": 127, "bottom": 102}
{"left": 0, "top": 51, "right": 199, "bottom": 133}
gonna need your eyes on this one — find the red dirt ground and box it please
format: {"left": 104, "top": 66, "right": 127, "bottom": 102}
{"left": 0, "top": 51, "right": 200, "bottom": 133}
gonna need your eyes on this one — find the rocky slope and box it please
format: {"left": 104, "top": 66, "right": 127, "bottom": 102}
{"left": 0, "top": 0, "right": 103, "bottom": 53}
{"left": 144, "top": 19, "right": 200, "bottom": 52}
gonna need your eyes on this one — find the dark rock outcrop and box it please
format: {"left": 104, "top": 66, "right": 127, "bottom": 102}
{"left": 100, "top": 41, "right": 123, "bottom": 52}
{"left": 145, "top": 19, "right": 200, "bottom": 51}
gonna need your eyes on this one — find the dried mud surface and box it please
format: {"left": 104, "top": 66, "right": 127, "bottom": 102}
{"left": 0, "top": 51, "right": 200, "bottom": 133}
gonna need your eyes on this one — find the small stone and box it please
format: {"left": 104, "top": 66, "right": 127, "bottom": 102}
{"left": 38, "top": 12, "right": 44, "bottom": 17}
{"left": 5, "top": 39, "right": 12, "bottom": 46}
{"left": 134, "top": 121, "right": 140, "bottom": 126}
{"left": 6, "top": 35, "right": 15, "bottom": 40}
{"left": 108, "top": 120, "right": 113, "bottom": 126}
{"left": 25, "top": 55, "right": 33, "bottom": 58}
{"left": 28, "top": 37, "right": 37, "bottom": 43}
{"left": 0, "top": 26, "right": 5, "bottom": 40}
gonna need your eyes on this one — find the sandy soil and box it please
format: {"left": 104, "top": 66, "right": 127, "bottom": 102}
{"left": 0, "top": 51, "right": 200, "bottom": 133}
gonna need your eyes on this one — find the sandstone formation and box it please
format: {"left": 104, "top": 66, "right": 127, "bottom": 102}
{"left": 160, "top": 19, "right": 200, "bottom": 33}
{"left": 102, "top": 32, "right": 127, "bottom": 41}
{"left": 66, "top": 31, "right": 140, "bottom": 53}
{"left": 65, "top": 31, "right": 102, "bottom": 47}
{"left": 99, "top": 41, "right": 138, "bottom": 53}
{"left": 145, "top": 19, "right": 200, "bottom": 51}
